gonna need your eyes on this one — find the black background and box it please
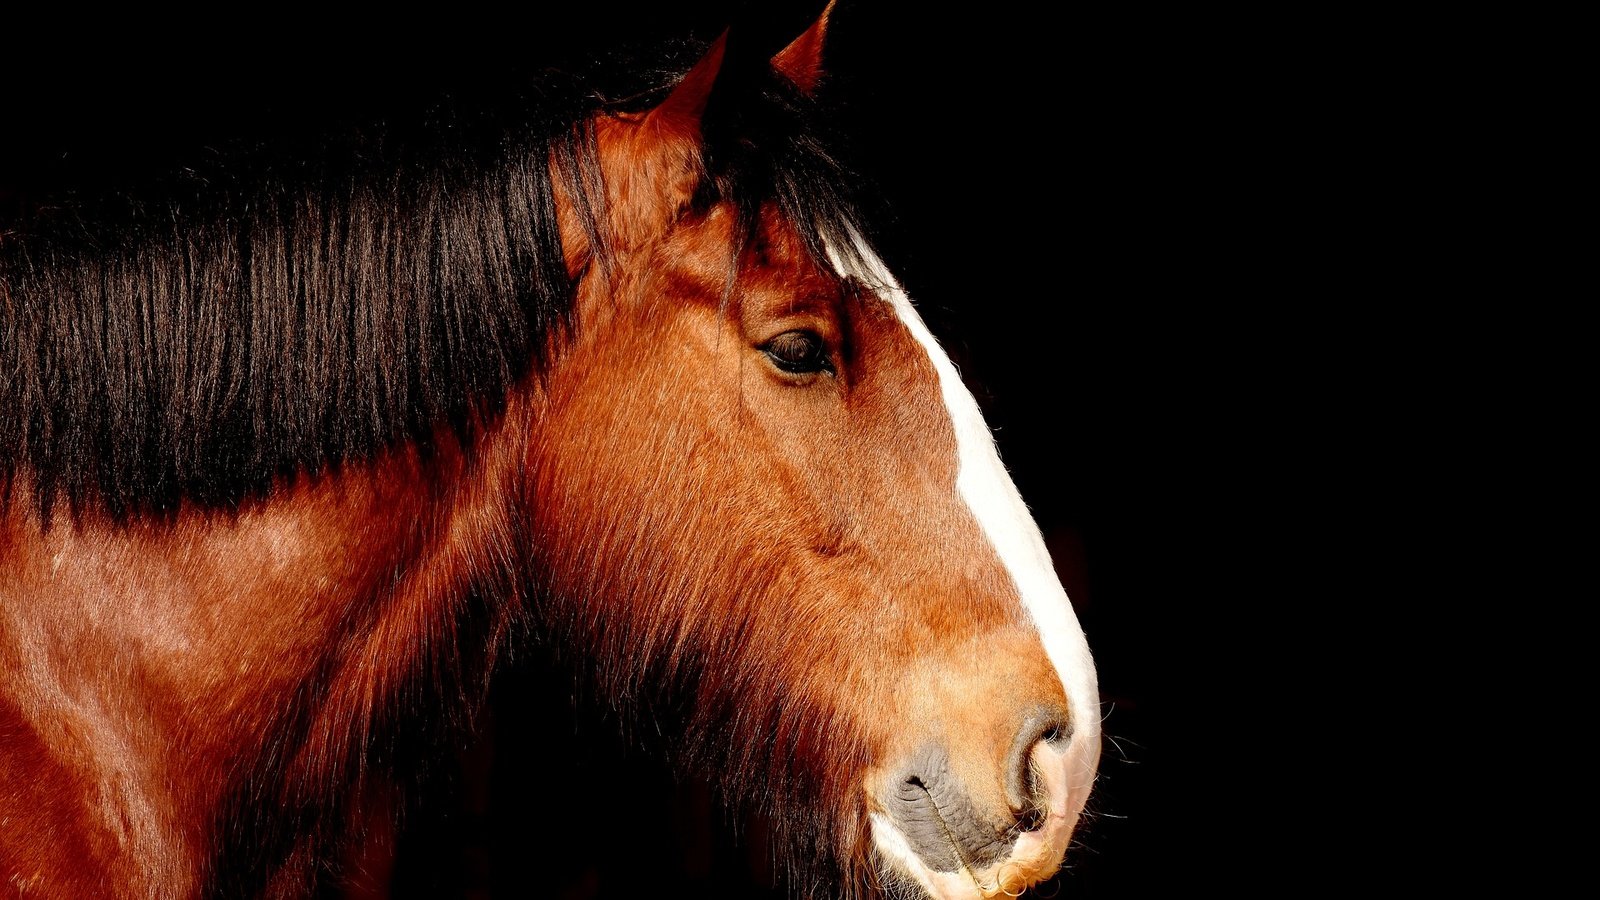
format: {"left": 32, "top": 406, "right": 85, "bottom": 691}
{"left": 2, "top": 1, "right": 1302, "bottom": 893}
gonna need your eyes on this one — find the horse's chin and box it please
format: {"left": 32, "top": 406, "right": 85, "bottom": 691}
{"left": 868, "top": 815, "right": 1074, "bottom": 899}
{"left": 868, "top": 816, "right": 1061, "bottom": 899}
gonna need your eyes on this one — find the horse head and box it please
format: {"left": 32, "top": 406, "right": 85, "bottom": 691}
{"left": 525, "top": 12, "right": 1100, "bottom": 897}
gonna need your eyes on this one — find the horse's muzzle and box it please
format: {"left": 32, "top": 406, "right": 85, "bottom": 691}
{"left": 869, "top": 704, "right": 1095, "bottom": 898}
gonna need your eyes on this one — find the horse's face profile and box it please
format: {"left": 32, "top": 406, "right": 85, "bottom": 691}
{"left": 0, "top": 7, "right": 1099, "bottom": 899}
{"left": 524, "top": 33, "right": 1100, "bottom": 896}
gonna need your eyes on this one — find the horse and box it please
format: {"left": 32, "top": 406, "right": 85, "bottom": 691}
{"left": 0, "top": 6, "right": 1100, "bottom": 897}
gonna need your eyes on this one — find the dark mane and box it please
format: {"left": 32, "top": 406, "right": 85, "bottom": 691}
{"left": 0, "top": 34, "right": 869, "bottom": 523}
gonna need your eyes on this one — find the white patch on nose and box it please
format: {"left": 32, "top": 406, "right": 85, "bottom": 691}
{"left": 828, "top": 238, "right": 1101, "bottom": 797}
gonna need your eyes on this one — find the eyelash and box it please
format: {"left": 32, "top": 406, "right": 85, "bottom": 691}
{"left": 761, "top": 330, "right": 834, "bottom": 375}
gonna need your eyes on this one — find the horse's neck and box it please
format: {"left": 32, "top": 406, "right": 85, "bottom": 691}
{"left": 0, "top": 399, "right": 533, "bottom": 895}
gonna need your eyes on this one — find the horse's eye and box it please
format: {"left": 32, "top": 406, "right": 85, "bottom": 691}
{"left": 762, "top": 330, "right": 834, "bottom": 375}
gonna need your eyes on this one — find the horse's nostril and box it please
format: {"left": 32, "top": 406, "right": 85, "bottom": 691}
{"left": 1008, "top": 707, "right": 1072, "bottom": 829}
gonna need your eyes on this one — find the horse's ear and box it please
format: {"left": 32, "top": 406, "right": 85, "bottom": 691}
{"left": 649, "top": 31, "right": 728, "bottom": 130}
{"left": 609, "top": 9, "right": 827, "bottom": 248}
{"left": 649, "top": 0, "right": 831, "bottom": 129}
{"left": 771, "top": 0, "right": 833, "bottom": 95}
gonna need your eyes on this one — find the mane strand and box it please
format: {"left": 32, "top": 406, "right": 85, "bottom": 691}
{"left": 1, "top": 75, "right": 594, "bottom": 522}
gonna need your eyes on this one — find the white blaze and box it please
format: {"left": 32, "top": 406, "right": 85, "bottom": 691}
{"left": 829, "top": 238, "right": 1100, "bottom": 784}
{"left": 827, "top": 237, "right": 1101, "bottom": 896}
